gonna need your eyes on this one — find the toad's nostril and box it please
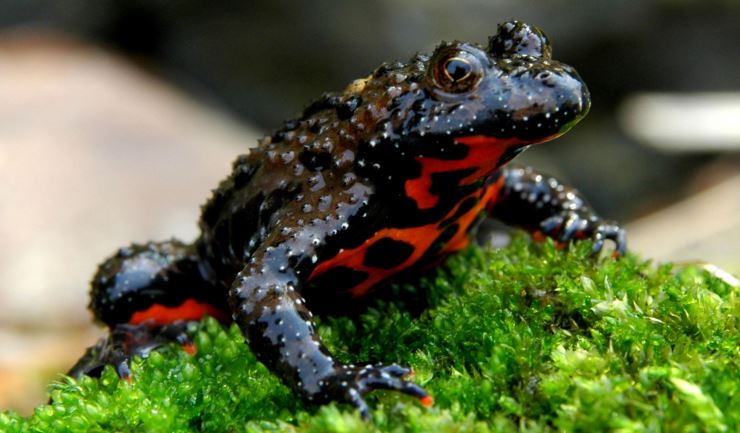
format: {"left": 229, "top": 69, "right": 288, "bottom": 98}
{"left": 536, "top": 71, "right": 555, "bottom": 87}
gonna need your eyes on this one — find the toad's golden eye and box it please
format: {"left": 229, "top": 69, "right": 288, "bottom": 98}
{"left": 430, "top": 49, "right": 484, "bottom": 94}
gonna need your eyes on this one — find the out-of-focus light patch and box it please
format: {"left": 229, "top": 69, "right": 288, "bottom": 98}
{"left": 619, "top": 92, "right": 740, "bottom": 152}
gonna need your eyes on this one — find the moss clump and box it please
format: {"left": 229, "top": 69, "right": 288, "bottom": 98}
{"left": 2, "top": 236, "right": 737, "bottom": 432}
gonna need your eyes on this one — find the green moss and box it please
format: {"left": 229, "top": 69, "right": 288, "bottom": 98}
{"left": 2, "top": 236, "right": 737, "bottom": 432}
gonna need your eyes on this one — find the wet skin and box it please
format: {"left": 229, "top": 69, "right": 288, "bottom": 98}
{"left": 69, "top": 21, "right": 626, "bottom": 418}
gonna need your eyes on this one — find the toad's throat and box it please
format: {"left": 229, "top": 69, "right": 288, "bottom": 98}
{"left": 404, "top": 135, "right": 524, "bottom": 210}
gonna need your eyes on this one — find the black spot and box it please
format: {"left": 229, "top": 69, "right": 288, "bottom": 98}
{"left": 302, "top": 93, "right": 341, "bottom": 118}
{"left": 429, "top": 223, "right": 459, "bottom": 253}
{"left": 309, "top": 266, "right": 369, "bottom": 293}
{"left": 417, "top": 223, "right": 460, "bottom": 265}
{"left": 300, "top": 151, "right": 332, "bottom": 171}
{"left": 363, "top": 238, "right": 415, "bottom": 269}
{"left": 271, "top": 119, "right": 300, "bottom": 142}
{"left": 427, "top": 168, "right": 479, "bottom": 205}
{"left": 337, "top": 96, "right": 362, "bottom": 120}
{"left": 232, "top": 160, "right": 258, "bottom": 189}
{"left": 440, "top": 196, "right": 479, "bottom": 226}
{"left": 308, "top": 121, "right": 322, "bottom": 134}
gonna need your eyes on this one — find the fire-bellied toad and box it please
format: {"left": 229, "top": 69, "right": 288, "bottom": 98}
{"left": 69, "top": 20, "right": 626, "bottom": 418}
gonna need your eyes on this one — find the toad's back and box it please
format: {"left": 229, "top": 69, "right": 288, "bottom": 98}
{"left": 195, "top": 88, "right": 383, "bottom": 289}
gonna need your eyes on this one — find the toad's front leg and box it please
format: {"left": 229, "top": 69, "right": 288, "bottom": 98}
{"left": 487, "top": 166, "right": 626, "bottom": 256}
{"left": 229, "top": 243, "right": 429, "bottom": 419}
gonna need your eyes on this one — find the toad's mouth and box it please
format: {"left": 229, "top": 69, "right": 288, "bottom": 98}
{"left": 456, "top": 133, "right": 562, "bottom": 147}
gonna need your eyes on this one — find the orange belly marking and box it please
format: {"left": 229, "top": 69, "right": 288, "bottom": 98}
{"left": 309, "top": 224, "right": 441, "bottom": 297}
{"left": 404, "top": 135, "right": 523, "bottom": 210}
{"left": 441, "top": 178, "right": 504, "bottom": 255}
{"left": 309, "top": 180, "right": 505, "bottom": 297}
{"left": 128, "top": 299, "right": 230, "bottom": 326}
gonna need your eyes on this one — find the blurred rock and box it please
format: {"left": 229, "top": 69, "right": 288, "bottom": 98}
{"left": 627, "top": 170, "right": 740, "bottom": 275}
{"left": 0, "top": 327, "right": 104, "bottom": 414}
{"left": 0, "top": 32, "right": 260, "bottom": 412}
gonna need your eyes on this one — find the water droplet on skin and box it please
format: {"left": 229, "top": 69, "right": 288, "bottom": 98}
{"left": 318, "top": 195, "right": 332, "bottom": 211}
{"left": 280, "top": 151, "right": 295, "bottom": 164}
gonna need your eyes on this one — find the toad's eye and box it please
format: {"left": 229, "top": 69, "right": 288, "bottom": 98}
{"left": 444, "top": 57, "right": 472, "bottom": 81}
{"left": 430, "top": 49, "right": 484, "bottom": 94}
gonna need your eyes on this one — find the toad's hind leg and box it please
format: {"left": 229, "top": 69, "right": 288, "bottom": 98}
{"left": 68, "top": 240, "right": 230, "bottom": 379}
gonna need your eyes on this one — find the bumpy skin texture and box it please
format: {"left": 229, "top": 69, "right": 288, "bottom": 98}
{"left": 70, "top": 21, "right": 626, "bottom": 418}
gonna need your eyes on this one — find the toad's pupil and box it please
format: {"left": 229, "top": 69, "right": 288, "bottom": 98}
{"left": 444, "top": 58, "right": 471, "bottom": 81}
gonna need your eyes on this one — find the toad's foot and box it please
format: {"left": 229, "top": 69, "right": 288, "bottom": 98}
{"left": 67, "top": 320, "right": 194, "bottom": 380}
{"left": 540, "top": 214, "right": 627, "bottom": 257}
{"left": 316, "top": 363, "right": 431, "bottom": 420}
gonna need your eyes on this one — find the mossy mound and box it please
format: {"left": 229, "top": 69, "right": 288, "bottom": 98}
{"left": 1, "top": 237, "right": 737, "bottom": 432}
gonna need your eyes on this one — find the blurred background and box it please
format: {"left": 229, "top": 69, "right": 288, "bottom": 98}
{"left": 1, "top": 0, "right": 738, "bottom": 414}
